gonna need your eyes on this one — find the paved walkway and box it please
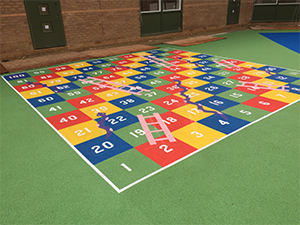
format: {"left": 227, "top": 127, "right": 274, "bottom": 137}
{"left": 0, "top": 44, "right": 157, "bottom": 74}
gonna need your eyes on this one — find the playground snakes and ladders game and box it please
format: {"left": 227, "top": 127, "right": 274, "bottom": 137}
{"left": 3, "top": 48, "right": 300, "bottom": 193}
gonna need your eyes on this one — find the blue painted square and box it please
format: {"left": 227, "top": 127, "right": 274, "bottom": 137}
{"left": 288, "top": 84, "right": 300, "bottom": 94}
{"left": 198, "top": 113, "right": 250, "bottom": 135}
{"left": 195, "top": 83, "right": 231, "bottom": 95}
{"left": 95, "top": 111, "right": 138, "bottom": 131}
{"left": 77, "top": 66, "right": 102, "bottom": 73}
{"left": 129, "top": 83, "right": 153, "bottom": 90}
{"left": 109, "top": 95, "right": 147, "bottom": 109}
{"left": 75, "top": 134, "right": 133, "bottom": 165}
{"left": 146, "top": 50, "right": 165, "bottom": 54}
{"left": 194, "top": 60, "right": 215, "bottom": 66}
{"left": 86, "top": 59, "right": 109, "bottom": 65}
{"left": 197, "top": 96, "right": 239, "bottom": 111}
{"left": 257, "top": 66, "right": 286, "bottom": 74}
{"left": 194, "top": 66, "right": 220, "bottom": 73}
{"left": 139, "top": 60, "right": 156, "bottom": 65}
{"left": 266, "top": 74, "right": 299, "bottom": 83}
{"left": 194, "top": 74, "right": 225, "bottom": 82}
{"left": 193, "top": 54, "right": 214, "bottom": 59}
{"left": 50, "top": 83, "right": 81, "bottom": 92}
{"left": 127, "top": 73, "right": 156, "bottom": 82}
{"left": 4, "top": 72, "right": 30, "bottom": 81}
{"left": 133, "top": 66, "right": 159, "bottom": 73}
{"left": 64, "top": 74, "right": 89, "bottom": 82}
{"left": 28, "top": 94, "right": 65, "bottom": 107}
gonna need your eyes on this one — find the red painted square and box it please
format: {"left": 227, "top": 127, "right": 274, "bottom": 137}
{"left": 151, "top": 95, "right": 188, "bottom": 110}
{"left": 242, "top": 96, "right": 288, "bottom": 112}
{"left": 135, "top": 138, "right": 197, "bottom": 167}
{"left": 112, "top": 59, "right": 134, "bottom": 65}
{"left": 104, "top": 66, "right": 129, "bottom": 73}
{"left": 118, "top": 54, "right": 137, "bottom": 59}
{"left": 167, "top": 55, "right": 188, "bottom": 60}
{"left": 48, "top": 66, "right": 73, "bottom": 73}
{"left": 224, "top": 66, "right": 251, "bottom": 73}
{"left": 47, "top": 110, "right": 92, "bottom": 130}
{"left": 14, "top": 83, "right": 44, "bottom": 92}
{"left": 155, "top": 82, "right": 188, "bottom": 94}
{"left": 168, "top": 50, "right": 188, "bottom": 54}
{"left": 160, "top": 74, "right": 190, "bottom": 82}
{"left": 220, "top": 59, "right": 245, "bottom": 65}
{"left": 95, "top": 74, "right": 124, "bottom": 81}
{"left": 82, "top": 84, "right": 113, "bottom": 94}
{"left": 234, "top": 85, "right": 270, "bottom": 95}
{"left": 146, "top": 111, "right": 193, "bottom": 132}
{"left": 162, "top": 66, "right": 189, "bottom": 73}
{"left": 34, "top": 73, "right": 61, "bottom": 81}
{"left": 229, "top": 74, "right": 261, "bottom": 82}
{"left": 67, "top": 94, "right": 105, "bottom": 109}
{"left": 167, "top": 59, "right": 187, "bottom": 65}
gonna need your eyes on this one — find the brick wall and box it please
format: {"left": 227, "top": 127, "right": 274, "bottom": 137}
{"left": 0, "top": 0, "right": 254, "bottom": 60}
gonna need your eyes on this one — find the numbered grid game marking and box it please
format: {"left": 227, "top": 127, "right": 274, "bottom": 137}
{"left": 2, "top": 49, "right": 300, "bottom": 193}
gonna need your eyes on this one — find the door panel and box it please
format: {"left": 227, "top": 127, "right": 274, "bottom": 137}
{"left": 140, "top": 0, "right": 182, "bottom": 36}
{"left": 227, "top": 0, "right": 241, "bottom": 25}
{"left": 24, "top": 0, "right": 66, "bottom": 49}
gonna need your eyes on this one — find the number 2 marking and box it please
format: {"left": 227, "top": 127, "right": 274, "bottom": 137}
{"left": 159, "top": 145, "right": 173, "bottom": 153}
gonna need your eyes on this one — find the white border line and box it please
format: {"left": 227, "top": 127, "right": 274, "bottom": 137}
{"left": 1, "top": 76, "right": 122, "bottom": 193}
{"left": 2, "top": 50, "right": 300, "bottom": 194}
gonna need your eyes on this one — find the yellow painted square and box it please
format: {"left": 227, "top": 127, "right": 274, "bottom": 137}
{"left": 59, "top": 120, "right": 106, "bottom": 145}
{"left": 56, "top": 69, "right": 82, "bottom": 77}
{"left": 40, "top": 77, "right": 71, "bottom": 87}
{"left": 180, "top": 78, "right": 209, "bottom": 88}
{"left": 110, "top": 77, "right": 137, "bottom": 87}
{"left": 238, "top": 62, "right": 265, "bottom": 69}
{"left": 68, "top": 62, "right": 93, "bottom": 69}
{"left": 179, "top": 63, "right": 199, "bottom": 69}
{"left": 80, "top": 102, "right": 122, "bottom": 119}
{"left": 173, "top": 104, "right": 216, "bottom": 121}
{"left": 179, "top": 52, "right": 200, "bottom": 57}
{"left": 95, "top": 89, "right": 131, "bottom": 101}
{"left": 174, "top": 89, "right": 213, "bottom": 102}
{"left": 243, "top": 70, "right": 270, "bottom": 78}
{"left": 20, "top": 87, "right": 55, "bottom": 99}
{"left": 172, "top": 122, "right": 226, "bottom": 149}
{"left": 182, "top": 57, "right": 202, "bottom": 62}
{"left": 260, "top": 90, "right": 300, "bottom": 104}
{"left": 115, "top": 69, "right": 143, "bottom": 77}
{"left": 177, "top": 70, "right": 206, "bottom": 77}
{"left": 123, "top": 63, "right": 147, "bottom": 69}
{"left": 133, "top": 52, "right": 152, "bottom": 57}
{"left": 129, "top": 57, "right": 147, "bottom": 62}
{"left": 253, "top": 78, "right": 288, "bottom": 89}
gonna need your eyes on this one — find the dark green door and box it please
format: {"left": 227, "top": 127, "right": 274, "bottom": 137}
{"left": 24, "top": 0, "right": 66, "bottom": 49}
{"left": 140, "top": 0, "right": 182, "bottom": 36}
{"left": 226, "top": 0, "right": 241, "bottom": 25}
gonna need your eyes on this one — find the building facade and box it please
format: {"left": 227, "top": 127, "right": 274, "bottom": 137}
{"left": 0, "top": 0, "right": 297, "bottom": 60}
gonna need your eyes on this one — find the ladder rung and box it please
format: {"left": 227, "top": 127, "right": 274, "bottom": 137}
{"left": 154, "top": 137, "right": 169, "bottom": 141}
{"left": 150, "top": 130, "right": 163, "bottom": 133}
{"left": 147, "top": 122, "right": 159, "bottom": 125}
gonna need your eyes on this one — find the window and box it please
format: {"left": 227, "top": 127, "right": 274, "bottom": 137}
{"left": 163, "top": 0, "right": 181, "bottom": 11}
{"left": 254, "top": 0, "right": 277, "bottom": 4}
{"left": 278, "top": 0, "right": 299, "bottom": 3}
{"left": 140, "top": 0, "right": 160, "bottom": 12}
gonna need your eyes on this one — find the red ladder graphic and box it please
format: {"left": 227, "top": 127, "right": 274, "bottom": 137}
{"left": 79, "top": 76, "right": 150, "bottom": 95}
{"left": 237, "top": 81, "right": 289, "bottom": 92}
{"left": 137, "top": 113, "right": 176, "bottom": 145}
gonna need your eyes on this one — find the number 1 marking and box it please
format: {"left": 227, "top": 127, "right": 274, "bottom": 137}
{"left": 121, "top": 163, "right": 132, "bottom": 172}
{"left": 276, "top": 94, "right": 286, "bottom": 98}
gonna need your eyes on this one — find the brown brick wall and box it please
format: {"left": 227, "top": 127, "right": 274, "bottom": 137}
{"left": 0, "top": 0, "right": 253, "bottom": 60}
